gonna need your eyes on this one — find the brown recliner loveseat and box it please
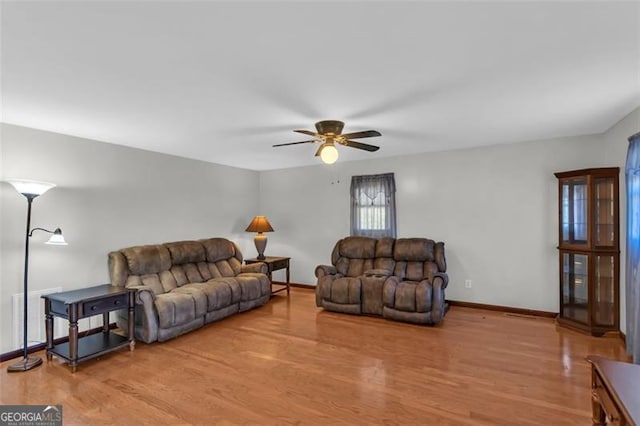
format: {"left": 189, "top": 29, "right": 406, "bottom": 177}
{"left": 315, "top": 236, "right": 449, "bottom": 325}
{"left": 109, "top": 237, "right": 270, "bottom": 343}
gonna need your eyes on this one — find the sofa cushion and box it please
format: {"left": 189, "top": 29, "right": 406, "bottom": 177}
{"left": 375, "top": 237, "right": 395, "bottom": 258}
{"left": 339, "top": 236, "right": 377, "bottom": 259}
{"left": 201, "top": 238, "right": 237, "bottom": 262}
{"left": 171, "top": 263, "right": 205, "bottom": 285}
{"left": 165, "top": 241, "right": 206, "bottom": 265}
{"left": 332, "top": 237, "right": 378, "bottom": 277}
{"left": 154, "top": 291, "right": 206, "bottom": 329}
{"left": 236, "top": 274, "right": 269, "bottom": 301}
{"left": 393, "top": 238, "right": 435, "bottom": 262}
{"left": 336, "top": 258, "right": 375, "bottom": 278}
{"left": 180, "top": 280, "right": 240, "bottom": 311}
{"left": 122, "top": 245, "right": 171, "bottom": 275}
{"left": 214, "top": 258, "right": 242, "bottom": 277}
{"left": 390, "top": 281, "right": 432, "bottom": 313}
{"left": 328, "top": 277, "right": 362, "bottom": 304}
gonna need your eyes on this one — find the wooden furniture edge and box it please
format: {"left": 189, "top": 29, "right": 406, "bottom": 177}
{"left": 446, "top": 299, "right": 558, "bottom": 318}
{"left": 586, "top": 355, "right": 639, "bottom": 424}
{"left": 273, "top": 281, "right": 315, "bottom": 290}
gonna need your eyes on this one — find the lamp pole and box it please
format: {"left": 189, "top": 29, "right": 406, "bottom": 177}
{"left": 8, "top": 193, "right": 44, "bottom": 372}
{"left": 6, "top": 179, "right": 66, "bottom": 372}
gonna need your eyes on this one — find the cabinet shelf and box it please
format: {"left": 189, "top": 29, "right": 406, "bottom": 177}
{"left": 555, "top": 168, "right": 620, "bottom": 336}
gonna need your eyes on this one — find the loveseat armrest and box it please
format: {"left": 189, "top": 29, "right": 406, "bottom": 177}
{"left": 242, "top": 262, "right": 267, "bottom": 274}
{"left": 315, "top": 264, "right": 337, "bottom": 278}
{"left": 432, "top": 272, "right": 449, "bottom": 289}
{"left": 364, "top": 268, "right": 392, "bottom": 278}
{"left": 430, "top": 274, "right": 448, "bottom": 324}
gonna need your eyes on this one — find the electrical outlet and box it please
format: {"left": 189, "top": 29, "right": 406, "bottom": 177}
{"left": 464, "top": 279, "right": 472, "bottom": 289}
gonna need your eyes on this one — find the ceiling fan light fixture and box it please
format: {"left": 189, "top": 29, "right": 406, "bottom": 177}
{"left": 320, "top": 144, "right": 339, "bottom": 164}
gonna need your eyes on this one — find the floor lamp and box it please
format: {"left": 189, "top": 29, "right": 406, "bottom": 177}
{"left": 6, "top": 179, "right": 67, "bottom": 373}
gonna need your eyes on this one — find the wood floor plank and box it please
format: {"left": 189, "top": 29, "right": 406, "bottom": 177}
{"left": 0, "top": 288, "right": 629, "bottom": 425}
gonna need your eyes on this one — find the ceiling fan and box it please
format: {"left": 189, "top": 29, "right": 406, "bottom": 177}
{"left": 272, "top": 120, "right": 382, "bottom": 164}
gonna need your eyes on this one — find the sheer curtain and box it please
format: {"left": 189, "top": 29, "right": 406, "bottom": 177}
{"left": 350, "top": 173, "right": 397, "bottom": 238}
{"left": 626, "top": 131, "right": 640, "bottom": 364}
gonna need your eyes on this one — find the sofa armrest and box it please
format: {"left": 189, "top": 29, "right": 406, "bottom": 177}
{"left": 242, "top": 262, "right": 267, "bottom": 274}
{"left": 315, "top": 264, "right": 337, "bottom": 278}
{"left": 128, "top": 285, "right": 156, "bottom": 304}
{"left": 125, "top": 285, "right": 159, "bottom": 343}
{"left": 364, "top": 268, "right": 392, "bottom": 278}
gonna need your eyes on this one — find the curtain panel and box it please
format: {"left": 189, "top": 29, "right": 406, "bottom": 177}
{"left": 626, "top": 131, "right": 640, "bottom": 364}
{"left": 350, "top": 173, "right": 397, "bottom": 238}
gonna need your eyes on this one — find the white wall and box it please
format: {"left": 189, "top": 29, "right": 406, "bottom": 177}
{"left": 0, "top": 124, "right": 260, "bottom": 352}
{"left": 602, "top": 106, "right": 640, "bottom": 335}
{"left": 259, "top": 133, "right": 612, "bottom": 313}
{"left": 2, "top": 108, "right": 637, "bottom": 354}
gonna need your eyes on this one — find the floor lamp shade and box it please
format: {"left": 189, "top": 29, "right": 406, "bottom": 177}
{"left": 245, "top": 216, "right": 274, "bottom": 260}
{"left": 7, "top": 178, "right": 56, "bottom": 197}
{"left": 5, "top": 178, "right": 65, "bottom": 372}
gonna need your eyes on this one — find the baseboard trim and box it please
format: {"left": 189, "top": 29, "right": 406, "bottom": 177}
{"left": 447, "top": 300, "right": 557, "bottom": 318}
{"left": 273, "top": 281, "right": 315, "bottom": 290}
{"left": 0, "top": 323, "right": 118, "bottom": 362}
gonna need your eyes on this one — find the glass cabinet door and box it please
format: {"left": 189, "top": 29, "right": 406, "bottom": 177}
{"left": 595, "top": 177, "right": 615, "bottom": 247}
{"left": 594, "top": 254, "right": 615, "bottom": 326}
{"left": 561, "top": 177, "right": 588, "bottom": 246}
{"left": 561, "top": 252, "right": 588, "bottom": 324}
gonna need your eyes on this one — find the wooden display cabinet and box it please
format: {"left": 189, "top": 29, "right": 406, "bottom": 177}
{"left": 554, "top": 168, "right": 620, "bottom": 336}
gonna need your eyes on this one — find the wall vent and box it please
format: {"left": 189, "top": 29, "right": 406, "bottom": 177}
{"left": 12, "top": 287, "right": 64, "bottom": 350}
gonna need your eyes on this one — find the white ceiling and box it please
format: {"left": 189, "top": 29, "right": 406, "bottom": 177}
{"left": 2, "top": 1, "right": 639, "bottom": 171}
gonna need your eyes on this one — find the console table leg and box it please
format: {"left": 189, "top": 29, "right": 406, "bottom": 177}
{"left": 69, "top": 305, "right": 79, "bottom": 373}
{"left": 102, "top": 312, "right": 109, "bottom": 332}
{"left": 286, "top": 265, "right": 290, "bottom": 295}
{"left": 128, "top": 290, "right": 135, "bottom": 351}
{"left": 45, "top": 301, "right": 53, "bottom": 361}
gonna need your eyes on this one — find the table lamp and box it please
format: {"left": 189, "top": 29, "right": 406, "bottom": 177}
{"left": 245, "top": 216, "right": 274, "bottom": 260}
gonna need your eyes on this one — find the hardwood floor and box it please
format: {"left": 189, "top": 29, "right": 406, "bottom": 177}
{"left": 0, "top": 288, "right": 629, "bottom": 425}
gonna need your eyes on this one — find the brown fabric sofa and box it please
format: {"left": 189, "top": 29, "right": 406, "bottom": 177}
{"left": 109, "top": 237, "right": 270, "bottom": 343}
{"left": 315, "top": 236, "right": 449, "bottom": 325}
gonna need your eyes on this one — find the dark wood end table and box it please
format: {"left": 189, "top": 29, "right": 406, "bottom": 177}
{"left": 586, "top": 355, "right": 640, "bottom": 425}
{"left": 42, "top": 284, "right": 136, "bottom": 372}
{"left": 245, "top": 256, "right": 290, "bottom": 296}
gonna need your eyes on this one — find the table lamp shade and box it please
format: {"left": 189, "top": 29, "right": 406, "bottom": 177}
{"left": 245, "top": 216, "right": 274, "bottom": 233}
{"left": 246, "top": 216, "right": 274, "bottom": 260}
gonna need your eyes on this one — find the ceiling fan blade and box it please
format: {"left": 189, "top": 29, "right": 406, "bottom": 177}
{"left": 272, "top": 140, "right": 316, "bottom": 147}
{"left": 294, "top": 129, "right": 318, "bottom": 137}
{"left": 340, "top": 130, "right": 382, "bottom": 139}
{"left": 344, "top": 140, "right": 380, "bottom": 152}
{"left": 314, "top": 146, "right": 323, "bottom": 157}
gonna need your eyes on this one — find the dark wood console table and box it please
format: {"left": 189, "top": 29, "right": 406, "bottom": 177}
{"left": 245, "top": 256, "right": 290, "bottom": 295}
{"left": 42, "top": 284, "right": 135, "bottom": 372}
{"left": 587, "top": 355, "right": 640, "bottom": 425}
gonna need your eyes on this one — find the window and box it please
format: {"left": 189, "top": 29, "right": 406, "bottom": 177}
{"left": 350, "top": 173, "right": 397, "bottom": 238}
